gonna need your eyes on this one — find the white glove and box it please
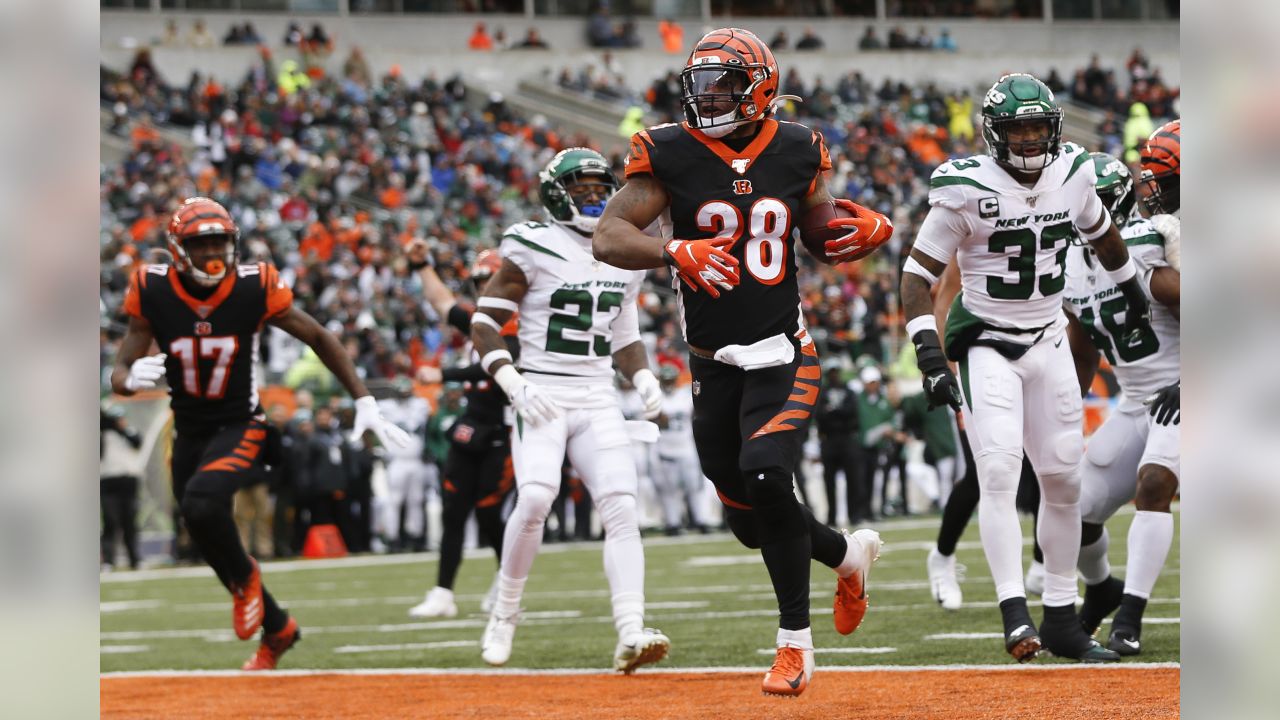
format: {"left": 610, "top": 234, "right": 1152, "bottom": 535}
{"left": 124, "top": 354, "right": 167, "bottom": 392}
{"left": 352, "top": 395, "right": 412, "bottom": 448}
{"left": 631, "top": 368, "right": 663, "bottom": 420}
{"left": 1150, "top": 213, "right": 1180, "bottom": 271}
{"left": 493, "top": 364, "right": 561, "bottom": 427}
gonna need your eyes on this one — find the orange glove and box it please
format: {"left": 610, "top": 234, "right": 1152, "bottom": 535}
{"left": 663, "top": 238, "right": 740, "bottom": 298}
{"left": 825, "top": 199, "right": 894, "bottom": 263}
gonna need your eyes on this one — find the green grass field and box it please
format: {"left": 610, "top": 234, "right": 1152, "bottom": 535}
{"left": 100, "top": 507, "right": 1179, "bottom": 673}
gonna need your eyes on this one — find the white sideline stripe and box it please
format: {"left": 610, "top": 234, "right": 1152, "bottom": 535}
{"left": 755, "top": 647, "right": 897, "bottom": 655}
{"left": 101, "top": 645, "right": 150, "bottom": 654}
{"left": 645, "top": 601, "right": 710, "bottom": 610}
{"left": 101, "top": 600, "right": 164, "bottom": 613}
{"left": 102, "top": 662, "right": 1180, "bottom": 679}
{"left": 335, "top": 640, "right": 478, "bottom": 654}
{"left": 1105, "top": 617, "right": 1181, "bottom": 625}
{"left": 926, "top": 619, "right": 1180, "bottom": 640}
{"left": 102, "top": 599, "right": 1182, "bottom": 642}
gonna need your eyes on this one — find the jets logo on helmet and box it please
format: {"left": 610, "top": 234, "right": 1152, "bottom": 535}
{"left": 1140, "top": 119, "right": 1180, "bottom": 215}
{"left": 539, "top": 147, "right": 619, "bottom": 236}
{"left": 1088, "top": 151, "right": 1138, "bottom": 235}
{"left": 680, "top": 28, "right": 789, "bottom": 139}
{"left": 980, "top": 73, "right": 1064, "bottom": 173}
{"left": 166, "top": 197, "right": 240, "bottom": 286}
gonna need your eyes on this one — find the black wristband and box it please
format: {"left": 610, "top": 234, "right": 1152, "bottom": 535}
{"left": 912, "top": 330, "right": 949, "bottom": 373}
{"left": 408, "top": 257, "right": 430, "bottom": 272}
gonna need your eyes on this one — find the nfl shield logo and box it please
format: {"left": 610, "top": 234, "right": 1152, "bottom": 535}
{"left": 692, "top": 381, "right": 701, "bottom": 397}
{"left": 194, "top": 321, "right": 213, "bottom": 336}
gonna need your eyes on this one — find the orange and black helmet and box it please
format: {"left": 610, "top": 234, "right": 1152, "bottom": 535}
{"left": 470, "top": 248, "right": 502, "bottom": 286}
{"left": 1139, "top": 119, "right": 1180, "bottom": 214}
{"left": 166, "top": 197, "right": 239, "bottom": 284}
{"left": 680, "top": 27, "right": 780, "bottom": 138}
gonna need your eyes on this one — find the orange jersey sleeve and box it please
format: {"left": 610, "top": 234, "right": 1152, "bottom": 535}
{"left": 260, "top": 263, "right": 294, "bottom": 320}
{"left": 122, "top": 269, "right": 144, "bottom": 318}
{"left": 623, "top": 130, "right": 656, "bottom": 178}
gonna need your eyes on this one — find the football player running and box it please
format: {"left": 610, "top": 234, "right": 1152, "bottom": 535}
{"left": 900, "top": 73, "right": 1153, "bottom": 663}
{"left": 594, "top": 28, "right": 891, "bottom": 697}
{"left": 473, "top": 148, "right": 670, "bottom": 674}
{"left": 1068, "top": 149, "right": 1180, "bottom": 656}
{"left": 111, "top": 197, "right": 409, "bottom": 670}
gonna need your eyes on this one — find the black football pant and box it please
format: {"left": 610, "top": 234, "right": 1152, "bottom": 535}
{"left": 172, "top": 420, "right": 289, "bottom": 635}
{"left": 690, "top": 342, "right": 848, "bottom": 631}
{"left": 101, "top": 475, "right": 140, "bottom": 569}
{"left": 437, "top": 440, "right": 513, "bottom": 591}
{"left": 935, "top": 431, "right": 1043, "bottom": 564}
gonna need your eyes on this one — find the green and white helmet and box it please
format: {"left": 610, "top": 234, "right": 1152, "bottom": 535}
{"left": 980, "top": 73, "right": 1064, "bottom": 173}
{"left": 538, "top": 147, "right": 620, "bottom": 235}
{"left": 1090, "top": 151, "right": 1137, "bottom": 230}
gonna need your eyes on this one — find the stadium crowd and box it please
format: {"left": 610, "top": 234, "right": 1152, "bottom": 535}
{"left": 99, "top": 36, "right": 1158, "bottom": 563}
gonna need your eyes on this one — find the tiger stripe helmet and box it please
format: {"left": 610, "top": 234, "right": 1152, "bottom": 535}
{"left": 166, "top": 197, "right": 239, "bottom": 285}
{"left": 1139, "top": 119, "right": 1180, "bottom": 214}
{"left": 680, "top": 27, "right": 779, "bottom": 138}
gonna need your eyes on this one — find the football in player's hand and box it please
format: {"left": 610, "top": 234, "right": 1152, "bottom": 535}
{"left": 799, "top": 200, "right": 867, "bottom": 265}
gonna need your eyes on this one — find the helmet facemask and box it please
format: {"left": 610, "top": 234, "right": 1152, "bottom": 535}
{"left": 681, "top": 64, "right": 760, "bottom": 139}
{"left": 1140, "top": 170, "right": 1179, "bottom": 215}
{"left": 984, "top": 114, "right": 1063, "bottom": 173}
{"left": 544, "top": 167, "right": 618, "bottom": 235}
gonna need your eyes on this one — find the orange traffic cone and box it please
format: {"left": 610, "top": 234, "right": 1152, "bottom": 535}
{"left": 301, "top": 524, "right": 348, "bottom": 558}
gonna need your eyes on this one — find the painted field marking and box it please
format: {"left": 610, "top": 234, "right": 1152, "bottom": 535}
{"left": 754, "top": 647, "right": 897, "bottom": 655}
{"left": 101, "top": 600, "right": 164, "bottom": 613}
{"left": 334, "top": 640, "right": 478, "bottom": 654}
{"left": 101, "top": 661, "right": 1180, "bottom": 679}
{"left": 100, "top": 645, "right": 150, "bottom": 654}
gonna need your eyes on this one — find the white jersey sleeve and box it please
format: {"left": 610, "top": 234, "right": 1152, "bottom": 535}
{"left": 912, "top": 203, "right": 971, "bottom": 264}
{"left": 498, "top": 221, "right": 548, "bottom": 282}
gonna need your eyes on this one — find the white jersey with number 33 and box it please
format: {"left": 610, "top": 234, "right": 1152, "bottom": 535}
{"left": 914, "top": 143, "right": 1107, "bottom": 331}
{"left": 500, "top": 221, "right": 645, "bottom": 386}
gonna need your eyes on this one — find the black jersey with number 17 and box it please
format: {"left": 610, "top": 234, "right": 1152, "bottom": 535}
{"left": 625, "top": 119, "right": 831, "bottom": 351}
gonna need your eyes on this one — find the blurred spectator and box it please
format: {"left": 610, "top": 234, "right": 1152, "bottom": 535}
{"left": 276, "top": 59, "right": 311, "bottom": 96}
{"left": 854, "top": 366, "right": 891, "bottom": 523}
{"left": 618, "top": 106, "right": 646, "bottom": 139}
{"left": 1096, "top": 109, "right": 1123, "bottom": 157}
{"left": 339, "top": 403, "right": 376, "bottom": 553}
{"left": 283, "top": 21, "right": 303, "bottom": 47}
{"left": 266, "top": 405, "right": 299, "bottom": 558}
{"left": 492, "top": 26, "right": 509, "bottom": 50}
{"left": 162, "top": 19, "right": 180, "bottom": 47}
{"left": 888, "top": 26, "right": 910, "bottom": 49}
{"left": 303, "top": 23, "right": 334, "bottom": 56}
{"left": 859, "top": 26, "right": 883, "bottom": 50}
{"left": 913, "top": 26, "right": 933, "bottom": 49}
{"left": 936, "top": 28, "right": 957, "bottom": 52}
{"left": 1123, "top": 101, "right": 1155, "bottom": 164}
{"left": 223, "top": 23, "right": 244, "bottom": 46}
{"left": 100, "top": 404, "right": 143, "bottom": 571}
{"left": 233, "top": 468, "right": 273, "bottom": 559}
{"left": 1127, "top": 46, "right": 1151, "bottom": 81}
{"left": 946, "top": 92, "right": 974, "bottom": 142}
{"left": 187, "top": 19, "right": 215, "bottom": 49}
{"left": 769, "top": 28, "right": 790, "bottom": 51}
{"left": 817, "top": 361, "right": 861, "bottom": 527}
{"left": 514, "top": 28, "right": 550, "bottom": 49}
{"left": 1043, "top": 67, "right": 1067, "bottom": 95}
{"left": 659, "top": 18, "right": 684, "bottom": 54}
{"left": 469, "top": 22, "right": 494, "bottom": 51}
{"left": 588, "top": 2, "right": 614, "bottom": 48}
{"left": 795, "top": 27, "right": 825, "bottom": 50}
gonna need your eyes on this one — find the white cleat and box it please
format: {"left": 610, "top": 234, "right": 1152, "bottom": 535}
{"left": 408, "top": 586, "right": 458, "bottom": 619}
{"left": 481, "top": 610, "right": 520, "bottom": 666}
{"left": 613, "top": 628, "right": 671, "bottom": 674}
{"left": 480, "top": 572, "right": 500, "bottom": 614}
{"left": 1025, "top": 560, "right": 1045, "bottom": 597}
{"left": 926, "top": 548, "right": 964, "bottom": 611}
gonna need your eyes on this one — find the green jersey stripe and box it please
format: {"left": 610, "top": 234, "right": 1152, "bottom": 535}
{"left": 504, "top": 234, "right": 566, "bottom": 261}
{"left": 930, "top": 176, "right": 998, "bottom": 193}
{"left": 1124, "top": 233, "right": 1164, "bottom": 247}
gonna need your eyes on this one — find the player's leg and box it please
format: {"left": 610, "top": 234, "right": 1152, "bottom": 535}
{"left": 928, "top": 428, "right": 976, "bottom": 611}
{"left": 412, "top": 446, "right": 477, "bottom": 618}
{"left": 1021, "top": 338, "right": 1116, "bottom": 662}
{"left": 568, "top": 405, "right": 669, "bottom": 672}
{"left": 1076, "top": 409, "right": 1145, "bottom": 635}
{"left": 654, "top": 456, "right": 686, "bottom": 534}
{"left": 482, "top": 415, "right": 567, "bottom": 665}
{"left": 961, "top": 346, "right": 1040, "bottom": 660}
{"left": 1016, "top": 458, "right": 1046, "bottom": 596}
{"left": 403, "top": 461, "right": 428, "bottom": 550}
{"left": 1110, "top": 419, "right": 1180, "bottom": 655}
{"left": 473, "top": 445, "right": 514, "bottom": 613}
{"left": 381, "top": 460, "right": 407, "bottom": 551}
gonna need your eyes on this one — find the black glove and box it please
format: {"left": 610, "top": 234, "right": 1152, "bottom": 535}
{"left": 1116, "top": 276, "right": 1152, "bottom": 347}
{"left": 912, "top": 329, "right": 962, "bottom": 411}
{"left": 1146, "top": 382, "right": 1180, "bottom": 426}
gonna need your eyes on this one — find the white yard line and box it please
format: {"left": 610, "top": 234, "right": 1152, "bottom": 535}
{"left": 100, "top": 645, "right": 150, "bottom": 654}
{"left": 755, "top": 647, "right": 897, "bottom": 655}
{"left": 334, "top": 640, "right": 478, "bottom": 654}
{"left": 102, "top": 661, "right": 1180, "bottom": 679}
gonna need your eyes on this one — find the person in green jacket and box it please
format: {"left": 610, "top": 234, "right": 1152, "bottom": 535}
{"left": 424, "top": 382, "right": 465, "bottom": 469}
{"left": 854, "top": 366, "right": 894, "bottom": 521}
{"left": 901, "top": 388, "right": 959, "bottom": 509}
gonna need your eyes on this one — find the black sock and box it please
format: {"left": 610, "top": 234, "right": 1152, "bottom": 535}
{"left": 1112, "top": 593, "right": 1148, "bottom": 635}
{"left": 261, "top": 586, "right": 288, "bottom": 635}
{"left": 1041, "top": 603, "right": 1095, "bottom": 656}
{"left": 761, "top": 533, "right": 812, "bottom": 630}
{"left": 999, "top": 596, "right": 1035, "bottom": 635}
{"left": 436, "top": 499, "right": 468, "bottom": 591}
{"left": 802, "top": 505, "right": 847, "bottom": 568}
{"left": 937, "top": 433, "right": 979, "bottom": 556}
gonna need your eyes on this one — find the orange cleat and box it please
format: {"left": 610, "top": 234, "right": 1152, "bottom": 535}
{"left": 834, "top": 529, "right": 882, "bottom": 635}
{"left": 242, "top": 617, "right": 300, "bottom": 671}
{"left": 761, "top": 645, "right": 814, "bottom": 698}
{"left": 230, "top": 558, "right": 264, "bottom": 640}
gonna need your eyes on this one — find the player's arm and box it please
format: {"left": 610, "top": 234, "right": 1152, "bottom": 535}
{"left": 901, "top": 206, "right": 965, "bottom": 411}
{"left": 1148, "top": 267, "right": 1179, "bottom": 321}
{"left": 596, "top": 172, "right": 739, "bottom": 298}
{"left": 405, "top": 238, "right": 458, "bottom": 319}
{"left": 610, "top": 288, "right": 661, "bottom": 420}
{"left": 1079, "top": 211, "right": 1151, "bottom": 341}
{"left": 269, "top": 306, "right": 410, "bottom": 448}
{"left": 110, "top": 315, "right": 164, "bottom": 396}
{"left": 472, "top": 260, "right": 559, "bottom": 426}
{"left": 1064, "top": 309, "right": 1100, "bottom": 397}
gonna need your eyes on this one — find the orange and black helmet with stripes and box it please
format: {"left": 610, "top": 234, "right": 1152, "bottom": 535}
{"left": 166, "top": 196, "right": 240, "bottom": 285}
{"left": 1139, "top": 119, "right": 1180, "bottom": 214}
{"left": 680, "top": 27, "right": 780, "bottom": 138}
